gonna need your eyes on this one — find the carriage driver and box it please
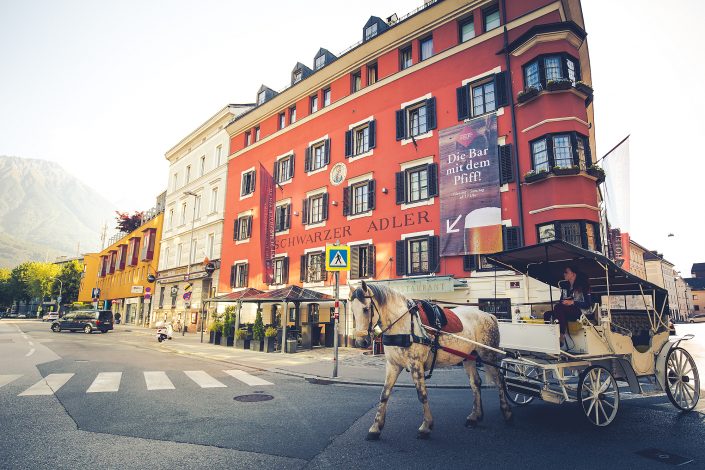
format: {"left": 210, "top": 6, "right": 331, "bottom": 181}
{"left": 543, "top": 265, "right": 592, "bottom": 351}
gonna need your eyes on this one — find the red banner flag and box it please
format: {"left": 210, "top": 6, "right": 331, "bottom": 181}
{"left": 259, "top": 163, "right": 276, "bottom": 284}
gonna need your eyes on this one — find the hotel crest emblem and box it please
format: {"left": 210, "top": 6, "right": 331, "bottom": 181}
{"left": 329, "top": 162, "right": 347, "bottom": 186}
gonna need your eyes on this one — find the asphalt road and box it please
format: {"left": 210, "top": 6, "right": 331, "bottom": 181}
{"left": 2, "top": 318, "right": 705, "bottom": 469}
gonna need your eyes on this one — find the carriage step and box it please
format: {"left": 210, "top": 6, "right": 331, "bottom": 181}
{"left": 540, "top": 389, "right": 564, "bottom": 404}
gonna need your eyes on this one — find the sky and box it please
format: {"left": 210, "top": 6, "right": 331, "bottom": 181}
{"left": 0, "top": 0, "right": 703, "bottom": 275}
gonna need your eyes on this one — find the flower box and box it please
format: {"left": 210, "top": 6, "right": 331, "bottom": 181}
{"left": 587, "top": 166, "right": 606, "bottom": 183}
{"left": 553, "top": 166, "right": 580, "bottom": 176}
{"left": 546, "top": 79, "right": 572, "bottom": 91}
{"left": 575, "top": 81, "right": 593, "bottom": 97}
{"left": 524, "top": 171, "right": 549, "bottom": 183}
{"left": 517, "top": 86, "right": 540, "bottom": 104}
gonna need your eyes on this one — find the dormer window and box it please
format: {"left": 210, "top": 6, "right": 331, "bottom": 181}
{"left": 293, "top": 69, "right": 303, "bottom": 84}
{"left": 314, "top": 55, "right": 326, "bottom": 70}
{"left": 365, "top": 23, "right": 378, "bottom": 41}
{"left": 257, "top": 91, "right": 266, "bottom": 105}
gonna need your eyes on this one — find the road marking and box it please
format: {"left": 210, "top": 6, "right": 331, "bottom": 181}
{"left": 224, "top": 369, "right": 273, "bottom": 386}
{"left": 144, "top": 371, "right": 175, "bottom": 390}
{"left": 28, "top": 341, "right": 34, "bottom": 346}
{"left": 0, "top": 374, "right": 22, "bottom": 389}
{"left": 87, "top": 372, "right": 122, "bottom": 393}
{"left": 19, "top": 373, "right": 74, "bottom": 396}
{"left": 25, "top": 348, "right": 35, "bottom": 357}
{"left": 184, "top": 371, "right": 227, "bottom": 388}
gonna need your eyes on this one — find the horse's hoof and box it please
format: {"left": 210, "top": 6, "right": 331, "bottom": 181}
{"left": 465, "top": 418, "right": 478, "bottom": 428}
{"left": 366, "top": 432, "right": 381, "bottom": 441}
{"left": 417, "top": 431, "right": 431, "bottom": 440}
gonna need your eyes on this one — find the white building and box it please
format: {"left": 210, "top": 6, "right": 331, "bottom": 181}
{"left": 155, "top": 104, "right": 253, "bottom": 329}
{"left": 644, "top": 251, "right": 682, "bottom": 320}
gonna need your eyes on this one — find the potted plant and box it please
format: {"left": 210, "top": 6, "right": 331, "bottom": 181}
{"left": 575, "top": 80, "right": 593, "bottom": 97}
{"left": 517, "top": 86, "right": 539, "bottom": 104}
{"left": 251, "top": 310, "right": 265, "bottom": 352}
{"left": 264, "top": 326, "right": 278, "bottom": 353}
{"left": 586, "top": 165, "right": 606, "bottom": 183}
{"left": 524, "top": 169, "right": 549, "bottom": 183}
{"left": 546, "top": 78, "right": 572, "bottom": 91}
{"left": 553, "top": 165, "right": 580, "bottom": 176}
{"left": 222, "top": 306, "right": 235, "bottom": 347}
{"left": 234, "top": 328, "right": 249, "bottom": 349}
{"left": 211, "top": 320, "right": 223, "bottom": 345}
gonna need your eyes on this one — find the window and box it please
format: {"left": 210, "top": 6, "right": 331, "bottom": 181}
{"left": 322, "top": 88, "right": 331, "bottom": 107}
{"left": 293, "top": 69, "right": 303, "bottom": 84}
{"left": 206, "top": 233, "right": 214, "bottom": 259}
{"left": 272, "top": 257, "right": 289, "bottom": 285}
{"left": 367, "top": 63, "right": 378, "bottom": 86}
{"left": 279, "top": 112, "right": 286, "bottom": 129}
{"left": 194, "top": 195, "right": 201, "bottom": 218}
{"left": 396, "top": 235, "right": 440, "bottom": 276}
{"left": 351, "top": 70, "right": 362, "bottom": 93}
{"left": 301, "top": 251, "right": 326, "bottom": 283}
{"left": 231, "top": 263, "right": 248, "bottom": 288}
{"left": 483, "top": 5, "right": 500, "bottom": 32}
{"left": 168, "top": 208, "right": 174, "bottom": 229}
{"left": 396, "top": 163, "right": 438, "bottom": 205}
{"left": 305, "top": 139, "right": 330, "bottom": 172}
{"left": 235, "top": 215, "right": 252, "bottom": 241}
{"left": 181, "top": 202, "right": 187, "bottom": 225}
{"left": 289, "top": 106, "right": 296, "bottom": 124}
{"left": 254, "top": 126, "right": 260, "bottom": 142}
{"left": 215, "top": 145, "right": 222, "bottom": 166}
{"left": 522, "top": 54, "right": 581, "bottom": 89}
{"left": 353, "top": 181, "right": 373, "bottom": 215}
{"left": 530, "top": 133, "right": 592, "bottom": 172}
{"left": 257, "top": 91, "right": 266, "bottom": 105}
{"left": 210, "top": 187, "right": 218, "bottom": 213}
{"left": 200, "top": 156, "right": 206, "bottom": 176}
{"left": 350, "top": 244, "right": 376, "bottom": 279}
{"left": 420, "top": 36, "right": 433, "bottom": 61}
{"left": 396, "top": 98, "right": 436, "bottom": 140}
{"left": 141, "top": 229, "right": 156, "bottom": 261}
{"left": 185, "top": 165, "right": 191, "bottom": 184}
{"left": 241, "top": 170, "right": 256, "bottom": 196}
{"left": 345, "top": 121, "right": 376, "bottom": 158}
{"left": 365, "top": 23, "right": 378, "bottom": 41}
{"left": 176, "top": 243, "right": 183, "bottom": 266}
{"left": 314, "top": 54, "right": 326, "bottom": 70}
{"left": 459, "top": 16, "right": 475, "bottom": 42}
{"left": 399, "top": 46, "right": 412, "bottom": 70}
{"left": 245, "top": 131, "right": 251, "bottom": 147}
{"left": 159, "top": 286, "right": 165, "bottom": 309}
{"left": 310, "top": 95, "right": 319, "bottom": 113}
{"left": 302, "top": 193, "right": 328, "bottom": 225}
{"left": 479, "top": 298, "right": 511, "bottom": 320}
{"left": 537, "top": 220, "right": 602, "bottom": 251}
{"left": 274, "top": 154, "right": 294, "bottom": 183}
{"left": 471, "top": 81, "right": 496, "bottom": 116}
{"left": 172, "top": 173, "right": 178, "bottom": 191}
{"left": 275, "top": 203, "right": 291, "bottom": 232}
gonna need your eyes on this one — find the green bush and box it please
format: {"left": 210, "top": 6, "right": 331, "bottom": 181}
{"left": 265, "top": 326, "right": 277, "bottom": 338}
{"left": 252, "top": 310, "right": 265, "bottom": 341}
{"left": 235, "top": 329, "right": 248, "bottom": 340}
{"left": 222, "top": 306, "right": 236, "bottom": 336}
{"left": 210, "top": 320, "right": 223, "bottom": 333}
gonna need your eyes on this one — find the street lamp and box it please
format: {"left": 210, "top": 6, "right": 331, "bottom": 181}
{"left": 183, "top": 190, "right": 198, "bottom": 336}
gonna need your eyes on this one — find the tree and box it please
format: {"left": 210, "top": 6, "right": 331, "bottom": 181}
{"left": 115, "top": 211, "right": 144, "bottom": 233}
{"left": 0, "top": 268, "right": 11, "bottom": 307}
{"left": 25, "top": 262, "right": 60, "bottom": 301}
{"left": 9, "top": 262, "right": 32, "bottom": 303}
{"left": 252, "top": 309, "right": 265, "bottom": 341}
{"left": 51, "top": 260, "right": 83, "bottom": 304}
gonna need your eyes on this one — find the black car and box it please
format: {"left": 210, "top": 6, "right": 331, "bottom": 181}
{"left": 51, "top": 310, "right": 114, "bottom": 334}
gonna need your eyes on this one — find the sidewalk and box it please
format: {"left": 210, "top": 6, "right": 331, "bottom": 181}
{"left": 114, "top": 324, "right": 478, "bottom": 389}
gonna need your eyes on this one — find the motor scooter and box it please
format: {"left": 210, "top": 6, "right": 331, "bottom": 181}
{"left": 155, "top": 321, "right": 173, "bottom": 343}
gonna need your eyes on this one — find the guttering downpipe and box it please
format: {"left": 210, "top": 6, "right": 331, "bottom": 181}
{"left": 501, "top": 0, "right": 525, "bottom": 246}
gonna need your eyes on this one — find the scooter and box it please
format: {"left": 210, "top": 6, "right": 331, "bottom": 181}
{"left": 155, "top": 321, "right": 173, "bottom": 343}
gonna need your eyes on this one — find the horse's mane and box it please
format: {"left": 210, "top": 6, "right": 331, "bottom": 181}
{"left": 351, "top": 283, "right": 404, "bottom": 307}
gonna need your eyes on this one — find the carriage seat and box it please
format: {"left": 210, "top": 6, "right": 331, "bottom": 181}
{"left": 609, "top": 309, "right": 665, "bottom": 351}
{"left": 415, "top": 300, "right": 464, "bottom": 334}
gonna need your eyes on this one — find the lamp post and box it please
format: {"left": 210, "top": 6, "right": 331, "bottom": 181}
{"left": 56, "top": 279, "right": 63, "bottom": 314}
{"left": 183, "top": 191, "right": 198, "bottom": 336}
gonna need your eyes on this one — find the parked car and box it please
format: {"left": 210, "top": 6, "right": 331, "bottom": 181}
{"left": 44, "top": 312, "right": 60, "bottom": 322}
{"left": 51, "top": 310, "right": 114, "bottom": 333}
{"left": 689, "top": 313, "right": 705, "bottom": 323}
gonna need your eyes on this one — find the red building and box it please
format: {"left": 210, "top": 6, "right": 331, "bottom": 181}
{"left": 220, "top": 0, "right": 600, "bottom": 345}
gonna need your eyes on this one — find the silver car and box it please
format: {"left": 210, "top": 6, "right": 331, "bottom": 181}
{"left": 689, "top": 313, "right": 705, "bottom": 323}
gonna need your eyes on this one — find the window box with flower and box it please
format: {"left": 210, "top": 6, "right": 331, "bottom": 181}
{"left": 524, "top": 169, "right": 549, "bottom": 183}
{"left": 574, "top": 81, "right": 593, "bottom": 97}
{"left": 552, "top": 165, "right": 580, "bottom": 176}
{"left": 517, "top": 86, "right": 540, "bottom": 104}
{"left": 586, "top": 165, "right": 605, "bottom": 183}
{"left": 545, "top": 78, "right": 572, "bottom": 91}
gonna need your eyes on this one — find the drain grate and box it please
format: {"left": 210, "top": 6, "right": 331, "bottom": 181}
{"left": 636, "top": 448, "right": 693, "bottom": 466}
{"left": 234, "top": 394, "right": 274, "bottom": 403}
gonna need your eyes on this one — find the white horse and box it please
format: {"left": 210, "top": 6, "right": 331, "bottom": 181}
{"left": 349, "top": 281, "right": 512, "bottom": 440}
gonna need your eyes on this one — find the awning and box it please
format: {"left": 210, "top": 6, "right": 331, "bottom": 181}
{"left": 205, "top": 288, "right": 263, "bottom": 303}
{"left": 239, "top": 285, "right": 336, "bottom": 303}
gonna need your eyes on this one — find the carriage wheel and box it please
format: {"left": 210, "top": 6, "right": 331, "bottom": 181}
{"left": 502, "top": 361, "right": 538, "bottom": 406}
{"left": 665, "top": 347, "right": 700, "bottom": 411}
{"left": 578, "top": 366, "right": 619, "bottom": 427}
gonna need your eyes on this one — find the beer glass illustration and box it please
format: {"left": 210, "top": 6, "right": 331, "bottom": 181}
{"left": 463, "top": 206, "right": 502, "bottom": 254}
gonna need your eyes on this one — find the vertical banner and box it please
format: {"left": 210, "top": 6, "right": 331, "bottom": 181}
{"left": 259, "top": 164, "right": 276, "bottom": 284}
{"left": 438, "top": 114, "right": 501, "bottom": 256}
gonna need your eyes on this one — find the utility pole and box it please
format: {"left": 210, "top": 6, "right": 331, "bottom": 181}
{"left": 184, "top": 191, "right": 198, "bottom": 335}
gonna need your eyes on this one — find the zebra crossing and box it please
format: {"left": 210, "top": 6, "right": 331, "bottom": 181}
{"left": 0, "top": 369, "right": 274, "bottom": 397}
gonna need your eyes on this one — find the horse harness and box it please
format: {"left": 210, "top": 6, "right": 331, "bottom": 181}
{"left": 366, "top": 296, "right": 479, "bottom": 380}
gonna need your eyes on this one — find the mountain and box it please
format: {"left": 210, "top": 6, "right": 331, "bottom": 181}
{"left": 0, "top": 156, "right": 116, "bottom": 268}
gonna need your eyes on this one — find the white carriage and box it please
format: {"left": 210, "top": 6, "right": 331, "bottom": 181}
{"left": 486, "top": 241, "right": 700, "bottom": 426}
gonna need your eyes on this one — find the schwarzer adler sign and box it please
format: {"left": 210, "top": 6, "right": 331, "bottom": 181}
{"left": 438, "top": 114, "right": 502, "bottom": 256}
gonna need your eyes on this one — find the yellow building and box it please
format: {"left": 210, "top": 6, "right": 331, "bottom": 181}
{"left": 78, "top": 208, "right": 164, "bottom": 325}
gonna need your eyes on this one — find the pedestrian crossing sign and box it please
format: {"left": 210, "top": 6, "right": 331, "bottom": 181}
{"left": 325, "top": 245, "right": 350, "bottom": 271}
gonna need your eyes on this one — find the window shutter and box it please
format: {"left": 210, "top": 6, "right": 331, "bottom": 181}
{"left": 246, "top": 216, "right": 253, "bottom": 238}
{"left": 494, "top": 71, "right": 508, "bottom": 107}
{"left": 320, "top": 253, "right": 328, "bottom": 281}
{"left": 250, "top": 171, "right": 256, "bottom": 193}
{"left": 546, "top": 137, "right": 555, "bottom": 169}
{"left": 584, "top": 136, "right": 592, "bottom": 167}
{"left": 429, "top": 235, "right": 441, "bottom": 273}
{"left": 396, "top": 240, "right": 407, "bottom": 276}
{"left": 285, "top": 204, "right": 291, "bottom": 230}
{"left": 282, "top": 258, "right": 290, "bottom": 284}
{"left": 368, "top": 120, "right": 376, "bottom": 149}
{"left": 233, "top": 219, "right": 239, "bottom": 240}
{"left": 367, "top": 179, "right": 376, "bottom": 211}
{"left": 395, "top": 171, "right": 406, "bottom": 205}
{"left": 322, "top": 193, "right": 329, "bottom": 220}
{"left": 344, "top": 130, "right": 352, "bottom": 157}
{"left": 273, "top": 160, "right": 280, "bottom": 183}
{"left": 463, "top": 255, "right": 476, "bottom": 272}
{"left": 570, "top": 133, "right": 579, "bottom": 167}
{"left": 427, "top": 163, "right": 439, "bottom": 197}
{"left": 289, "top": 154, "right": 295, "bottom": 179}
{"left": 368, "top": 244, "right": 376, "bottom": 278}
{"left": 456, "top": 85, "right": 470, "bottom": 121}
{"left": 342, "top": 187, "right": 351, "bottom": 216}
{"left": 350, "top": 246, "right": 360, "bottom": 280}
{"left": 304, "top": 146, "right": 311, "bottom": 172}
{"left": 146, "top": 230, "right": 155, "bottom": 260}
{"left": 243, "top": 264, "right": 249, "bottom": 287}
{"left": 301, "top": 199, "right": 308, "bottom": 225}
{"left": 230, "top": 265, "right": 236, "bottom": 288}
{"left": 499, "top": 144, "right": 514, "bottom": 184}
{"left": 324, "top": 138, "right": 331, "bottom": 165}
{"left": 395, "top": 109, "right": 406, "bottom": 140}
{"left": 503, "top": 226, "right": 520, "bottom": 251}
{"left": 426, "top": 97, "right": 437, "bottom": 130}
{"left": 300, "top": 255, "right": 307, "bottom": 282}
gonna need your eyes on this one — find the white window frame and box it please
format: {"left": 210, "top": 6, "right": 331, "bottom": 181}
{"left": 400, "top": 93, "right": 433, "bottom": 146}
{"left": 305, "top": 187, "right": 327, "bottom": 230}
{"left": 240, "top": 167, "right": 256, "bottom": 200}
{"left": 400, "top": 156, "right": 435, "bottom": 210}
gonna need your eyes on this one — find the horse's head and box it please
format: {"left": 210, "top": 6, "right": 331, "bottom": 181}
{"left": 349, "top": 280, "right": 378, "bottom": 349}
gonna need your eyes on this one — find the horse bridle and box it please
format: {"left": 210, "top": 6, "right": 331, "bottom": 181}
{"left": 360, "top": 293, "right": 415, "bottom": 339}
